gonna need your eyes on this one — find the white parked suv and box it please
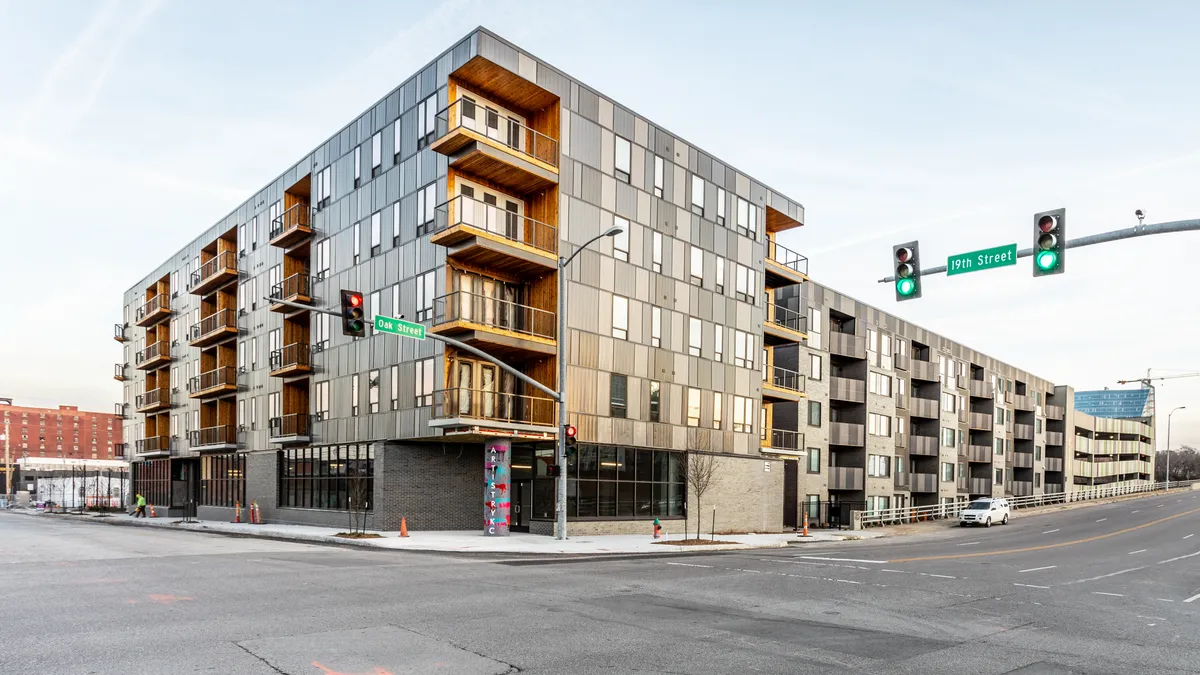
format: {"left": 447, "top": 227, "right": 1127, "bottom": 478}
{"left": 959, "top": 497, "right": 1010, "bottom": 527}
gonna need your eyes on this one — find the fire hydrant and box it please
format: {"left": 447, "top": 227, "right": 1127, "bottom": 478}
{"left": 653, "top": 517, "right": 662, "bottom": 539}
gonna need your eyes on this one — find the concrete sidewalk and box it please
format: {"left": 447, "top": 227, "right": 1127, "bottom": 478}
{"left": 9, "top": 509, "right": 881, "bottom": 554}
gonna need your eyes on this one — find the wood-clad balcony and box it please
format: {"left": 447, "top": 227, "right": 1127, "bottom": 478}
{"left": 190, "top": 425, "right": 237, "bottom": 453}
{"left": 135, "top": 295, "right": 170, "bottom": 327}
{"left": 188, "top": 308, "right": 239, "bottom": 348}
{"left": 114, "top": 323, "right": 128, "bottom": 342}
{"left": 430, "top": 194, "right": 558, "bottom": 276}
{"left": 269, "top": 343, "right": 311, "bottom": 378}
{"left": 431, "top": 291, "right": 556, "bottom": 359}
{"left": 762, "top": 366, "right": 806, "bottom": 403}
{"left": 763, "top": 304, "right": 807, "bottom": 345}
{"left": 764, "top": 239, "right": 809, "bottom": 289}
{"left": 269, "top": 414, "right": 311, "bottom": 445}
{"left": 135, "top": 388, "right": 171, "bottom": 414}
{"left": 269, "top": 273, "right": 314, "bottom": 315}
{"left": 188, "top": 367, "right": 238, "bottom": 400}
{"left": 190, "top": 251, "right": 238, "bottom": 296}
{"left": 269, "top": 203, "right": 313, "bottom": 249}
{"left": 431, "top": 98, "right": 558, "bottom": 195}
{"left": 134, "top": 435, "right": 171, "bottom": 458}
{"left": 429, "top": 388, "right": 556, "bottom": 436}
{"left": 134, "top": 340, "right": 171, "bottom": 371}
{"left": 113, "top": 363, "right": 128, "bottom": 382}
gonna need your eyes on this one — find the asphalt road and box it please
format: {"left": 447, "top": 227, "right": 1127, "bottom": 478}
{"left": 1, "top": 490, "right": 1197, "bottom": 675}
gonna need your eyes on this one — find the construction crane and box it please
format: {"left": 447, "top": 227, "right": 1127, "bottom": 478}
{"left": 1117, "top": 370, "right": 1200, "bottom": 386}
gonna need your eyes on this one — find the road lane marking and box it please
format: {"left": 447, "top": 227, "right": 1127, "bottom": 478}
{"left": 666, "top": 562, "right": 713, "bottom": 568}
{"left": 1157, "top": 598, "right": 1175, "bottom": 602}
{"left": 835, "top": 579, "right": 861, "bottom": 584}
{"left": 1156, "top": 551, "right": 1200, "bottom": 565}
{"left": 1019, "top": 565, "right": 1057, "bottom": 573}
{"left": 958, "top": 542, "right": 981, "bottom": 546}
{"left": 881, "top": 569, "right": 910, "bottom": 574}
{"left": 1184, "top": 534, "right": 1194, "bottom": 539}
{"left": 1157, "top": 504, "right": 1164, "bottom": 508}
{"left": 1096, "top": 518, "right": 1108, "bottom": 522}
{"left": 924, "top": 573, "right": 956, "bottom": 579}
{"left": 1093, "top": 592, "right": 1124, "bottom": 597}
{"left": 887, "top": 506, "right": 1200, "bottom": 563}
{"left": 796, "top": 556, "right": 887, "bottom": 564}
{"left": 1132, "top": 510, "right": 1140, "bottom": 514}
{"left": 1184, "top": 593, "right": 1200, "bottom": 604}
{"left": 1129, "top": 549, "right": 1147, "bottom": 554}
{"left": 1137, "top": 616, "right": 1167, "bottom": 621}
{"left": 1069, "top": 566, "right": 1146, "bottom": 584}
{"left": 1043, "top": 529, "right": 1060, "bottom": 534}
{"left": 1014, "top": 583, "right": 1050, "bottom": 589}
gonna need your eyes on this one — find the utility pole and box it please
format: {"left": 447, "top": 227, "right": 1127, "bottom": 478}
{"left": 4, "top": 418, "right": 10, "bottom": 499}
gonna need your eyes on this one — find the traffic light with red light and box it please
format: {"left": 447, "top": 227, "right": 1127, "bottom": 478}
{"left": 564, "top": 424, "right": 578, "bottom": 457}
{"left": 892, "top": 241, "right": 922, "bottom": 301}
{"left": 340, "top": 290, "right": 365, "bottom": 337}
{"left": 1033, "top": 209, "right": 1066, "bottom": 276}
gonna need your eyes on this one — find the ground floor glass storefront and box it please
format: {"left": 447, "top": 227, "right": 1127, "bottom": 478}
{"left": 529, "top": 444, "right": 685, "bottom": 521}
{"left": 278, "top": 444, "right": 374, "bottom": 510}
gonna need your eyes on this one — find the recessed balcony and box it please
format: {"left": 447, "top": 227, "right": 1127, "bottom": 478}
{"left": 764, "top": 239, "right": 809, "bottom": 289}
{"left": 135, "top": 296, "right": 170, "bottom": 327}
{"left": 269, "top": 274, "right": 314, "bottom": 315}
{"left": 430, "top": 194, "right": 558, "bottom": 276}
{"left": 135, "top": 388, "right": 171, "bottom": 414}
{"left": 269, "top": 414, "right": 311, "bottom": 445}
{"left": 190, "top": 251, "right": 239, "bottom": 296}
{"left": 763, "top": 305, "right": 807, "bottom": 345}
{"left": 188, "top": 367, "right": 238, "bottom": 400}
{"left": 1046, "top": 431, "right": 1064, "bottom": 446}
{"left": 134, "top": 340, "right": 171, "bottom": 371}
{"left": 762, "top": 366, "right": 805, "bottom": 403}
{"left": 1012, "top": 393, "right": 1035, "bottom": 411}
{"left": 830, "top": 467, "right": 864, "bottom": 491}
{"left": 1012, "top": 480, "right": 1033, "bottom": 497}
{"left": 431, "top": 98, "right": 558, "bottom": 195}
{"left": 910, "top": 473, "right": 938, "bottom": 493}
{"left": 969, "top": 379, "right": 994, "bottom": 399}
{"left": 910, "top": 397, "right": 939, "bottom": 419}
{"left": 190, "top": 425, "right": 237, "bottom": 453}
{"left": 966, "top": 445, "right": 991, "bottom": 462}
{"left": 134, "top": 435, "right": 171, "bottom": 458}
{"left": 431, "top": 290, "right": 556, "bottom": 359}
{"left": 188, "top": 308, "right": 239, "bottom": 348}
{"left": 1014, "top": 423, "right": 1034, "bottom": 441}
{"left": 1045, "top": 456, "right": 1064, "bottom": 472}
{"left": 909, "top": 435, "right": 938, "bottom": 457}
{"left": 969, "top": 478, "right": 992, "bottom": 495}
{"left": 269, "top": 343, "right": 311, "bottom": 378}
{"left": 761, "top": 429, "right": 804, "bottom": 457}
{"left": 1014, "top": 451, "right": 1034, "bottom": 468}
{"left": 969, "top": 412, "right": 993, "bottom": 431}
{"left": 1046, "top": 404, "right": 1065, "bottom": 420}
{"left": 910, "top": 359, "right": 939, "bottom": 382}
{"left": 828, "top": 332, "right": 866, "bottom": 360}
{"left": 269, "top": 203, "right": 313, "bottom": 249}
{"left": 429, "top": 388, "right": 556, "bottom": 438}
{"left": 830, "top": 422, "right": 865, "bottom": 447}
{"left": 829, "top": 376, "right": 865, "bottom": 404}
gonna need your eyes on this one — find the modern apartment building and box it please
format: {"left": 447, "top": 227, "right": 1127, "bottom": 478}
{"left": 115, "top": 28, "right": 1151, "bottom": 533}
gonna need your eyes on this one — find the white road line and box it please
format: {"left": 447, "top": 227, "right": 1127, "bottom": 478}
{"left": 957, "top": 541, "right": 981, "bottom": 546}
{"left": 881, "top": 569, "right": 910, "bottom": 574}
{"left": 1069, "top": 566, "right": 1146, "bottom": 584}
{"left": 923, "top": 573, "right": 957, "bottom": 579}
{"left": 1014, "top": 583, "right": 1051, "bottom": 589}
{"left": 1129, "top": 549, "right": 1147, "bottom": 555}
{"left": 1093, "top": 592, "right": 1124, "bottom": 597}
{"left": 1184, "top": 534, "right": 1195, "bottom": 540}
{"left": 1156, "top": 551, "right": 1200, "bottom": 565}
{"left": 1096, "top": 518, "right": 1108, "bottom": 522}
{"left": 666, "top": 562, "right": 713, "bottom": 568}
{"left": 1019, "top": 565, "right": 1058, "bottom": 573}
{"left": 1137, "top": 616, "right": 1167, "bottom": 621}
{"left": 1157, "top": 598, "right": 1176, "bottom": 603}
{"left": 1157, "top": 504, "right": 1164, "bottom": 508}
{"left": 796, "top": 556, "right": 887, "bottom": 564}
{"left": 1184, "top": 593, "right": 1200, "bottom": 604}
{"left": 1043, "top": 528, "right": 1060, "bottom": 534}
{"left": 835, "top": 579, "right": 862, "bottom": 584}
{"left": 1132, "top": 510, "right": 1140, "bottom": 514}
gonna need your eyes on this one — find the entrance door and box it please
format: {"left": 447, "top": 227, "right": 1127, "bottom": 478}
{"left": 511, "top": 480, "right": 532, "bottom": 533}
{"left": 783, "top": 460, "right": 798, "bottom": 529}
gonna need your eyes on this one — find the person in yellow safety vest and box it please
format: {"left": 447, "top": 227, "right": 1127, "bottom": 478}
{"left": 132, "top": 493, "right": 147, "bottom": 518}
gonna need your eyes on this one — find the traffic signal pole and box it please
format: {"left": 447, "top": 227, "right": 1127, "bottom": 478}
{"left": 877, "top": 217, "right": 1200, "bottom": 283}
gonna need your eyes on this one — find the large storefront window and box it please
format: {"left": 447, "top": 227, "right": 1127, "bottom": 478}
{"left": 532, "top": 445, "right": 685, "bottom": 520}
{"left": 279, "top": 445, "right": 373, "bottom": 510}
{"left": 133, "top": 459, "right": 170, "bottom": 506}
{"left": 200, "top": 454, "right": 245, "bottom": 507}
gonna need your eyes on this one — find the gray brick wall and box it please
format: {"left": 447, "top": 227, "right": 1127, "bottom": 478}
{"left": 373, "top": 442, "right": 481, "bottom": 531}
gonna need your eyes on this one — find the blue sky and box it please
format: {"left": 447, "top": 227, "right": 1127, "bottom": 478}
{"left": 1, "top": 0, "right": 1197, "bottom": 447}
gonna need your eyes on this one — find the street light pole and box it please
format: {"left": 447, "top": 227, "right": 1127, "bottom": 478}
{"left": 557, "top": 225, "right": 624, "bottom": 541}
{"left": 1166, "top": 406, "right": 1185, "bottom": 489}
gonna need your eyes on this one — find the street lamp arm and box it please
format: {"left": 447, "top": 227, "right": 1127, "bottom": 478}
{"left": 561, "top": 228, "right": 621, "bottom": 269}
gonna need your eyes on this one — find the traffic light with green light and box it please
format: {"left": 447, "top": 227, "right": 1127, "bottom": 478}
{"left": 340, "top": 289, "right": 366, "bottom": 337}
{"left": 1033, "top": 208, "right": 1066, "bottom": 277}
{"left": 892, "top": 241, "right": 922, "bottom": 301}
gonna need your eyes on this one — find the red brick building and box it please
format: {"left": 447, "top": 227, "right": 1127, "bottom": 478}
{"left": 1, "top": 400, "right": 124, "bottom": 462}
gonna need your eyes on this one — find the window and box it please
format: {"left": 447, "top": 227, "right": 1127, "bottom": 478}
{"left": 649, "top": 381, "right": 661, "bottom": 422}
{"left": 689, "top": 318, "right": 702, "bottom": 357}
{"left": 868, "top": 413, "right": 891, "bottom": 437}
{"left": 393, "top": 119, "right": 402, "bottom": 161}
{"left": 868, "top": 454, "right": 891, "bottom": 477}
{"left": 314, "top": 238, "right": 332, "bottom": 279}
{"left": 313, "top": 313, "right": 330, "bottom": 350}
{"left": 686, "top": 388, "right": 701, "bottom": 427}
{"left": 942, "top": 427, "right": 956, "bottom": 447}
{"left": 732, "top": 395, "right": 753, "bottom": 433}
{"left": 995, "top": 439, "right": 1004, "bottom": 455}
{"left": 279, "top": 445, "right": 373, "bottom": 511}
{"left": 942, "top": 462, "right": 955, "bottom": 482}
{"left": 562, "top": 445, "right": 684, "bottom": 519}
{"left": 610, "top": 374, "right": 627, "bottom": 418}
{"left": 995, "top": 407, "right": 1004, "bottom": 424}
{"left": 810, "top": 354, "right": 822, "bottom": 381}
{"left": 612, "top": 295, "right": 628, "bottom": 340}
{"left": 868, "top": 372, "right": 891, "bottom": 395}
{"left": 651, "top": 231, "right": 662, "bottom": 273}
{"left": 807, "top": 447, "right": 820, "bottom": 473}
{"left": 392, "top": 203, "right": 401, "bottom": 245}
{"left": 735, "top": 197, "right": 758, "bottom": 239}
{"left": 715, "top": 257, "right": 725, "bottom": 293}
{"left": 1035, "top": 472, "right": 1042, "bottom": 488}
{"left": 1035, "top": 445, "right": 1042, "bottom": 460}
{"left": 734, "top": 264, "right": 757, "bottom": 303}
{"left": 368, "top": 291, "right": 380, "bottom": 334}
{"left": 690, "top": 175, "right": 705, "bottom": 216}
{"left": 250, "top": 397, "right": 257, "bottom": 430}
{"left": 354, "top": 146, "right": 362, "bottom": 187}
{"left": 415, "top": 358, "right": 434, "bottom": 407}
{"left": 716, "top": 188, "right": 726, "bottom": 226}
{"left": 316, "top": 166, "right": 333, "bottom": 208}
{"left": 690, "top": 246, "right": 703, "bottom": 285}
{"left": 651, "top": 307, "right": 661, "bottom": 348}
{"left": 942, "top": 392, "right": 956, "bottom": 413}
{"left": 371, "top": 132, "right": 382, "bottom": 176}
{"left": 808, "top": 400, "right": 822, "bottom": 427}
{"left": 370, "top": 211, "right": 381, "bottom": 255}
{"left": 733, "top": 330, "right": 755, "bottom": 369}
{"left": 416, "top": 94, "right": 437, "bottom": 147}
{"left": 1035, "top": 418, "right": 1042, "bottom": 433}
{"left": 416, "top": 270, "right": 435, "bottom": 322}
{"left": 250, "top": 337, "right": 257, "bottom": 369}
{"left": 613, "top": 217, "right": 629, "bottom": 261}
{"left": 712, "top": 392, "right": 722, "bottom": 430}
{"left": 614, "top": 136, "right": 631, "bottom": 183}
{"left": 714, "top": 326, "right": 723, "bottom": 362}
{"left": 368, "top": 370, "right": 380, "bottom": 413}
{"left": 200, "top": 454, "right": 245, "bottom": 508}
{"left": 390, "top": 365, "right": 399, "bottom": 410}
{"left": 351, "top": 375, "right": 360, "bottom": 416}
{"left": 416, "top": 182, "right": 438, "bottom": 236}
{"left": 653, "top": 156, "right": 664, "bottom": 197}
{"left": 995, "top": 468, "right": 1003, "bottom": 485}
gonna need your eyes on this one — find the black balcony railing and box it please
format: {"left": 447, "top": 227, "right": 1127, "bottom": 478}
{"left": 769, "top": 429, "right": 802, "bottom": 451}
{"left": 767, "top": 366, "right": 804, "bottom": 393}
{"left": 766, "top": 304, "right": 807, "bottom": 333}
{"left": 191, "top": 251, "right": 238, "bottom": 290}
{"left": 270, "top": 273, "right": 314, "bottom": 303}
{"left": 189, "top": 308, "right": 238, "bottom": 343}
{"left": 114, "top": 323, "right": 128, "bottom": 341}
{"left": 270, "top": 343, "right": 311, "bottom": 372}
{"left": 767, "top": 239, "right": 809, "bottom": 276}
{"left": 269, "top": 203, "right": 312, "bottom": 241}
{"left": 135, "top": 296, "right": 169, "bottom": 323}
{"left": 189, "top": 367, "right": 237, "bottom": 394}
{"left": 432, "top": 290, "right": 555, "bottom": 340}
{"left": 269, "top": 414, "right": 311, "bottom": 439}
{"left": 191, "top": 425, "right": 236, "bottom": 448}
{"left": 435, "top": 97, "right": 559, "bottom": 168}
{"left": 134, "top": 341, "right": 170, "bottom": 367}
{"left": 135, "top": 436, "right": 171, "bottom": 454}
{"left": 432, "top": 388, "right": 555, "bottom": 426}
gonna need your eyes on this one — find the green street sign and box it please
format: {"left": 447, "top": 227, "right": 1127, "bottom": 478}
{"left": 947, "top": 243, "right": 1018, "bottom": 276}
{"left": 375, "top": 315, "right": 426, "bottom": 340}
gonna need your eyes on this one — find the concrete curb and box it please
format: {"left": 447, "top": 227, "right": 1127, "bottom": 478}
{"left": 649, "top": 541, "right": 790, "bottom": 552}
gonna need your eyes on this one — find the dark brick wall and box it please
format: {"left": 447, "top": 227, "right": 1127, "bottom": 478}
{"left": 374, "top": 442, "right": 482, "bottom": 531}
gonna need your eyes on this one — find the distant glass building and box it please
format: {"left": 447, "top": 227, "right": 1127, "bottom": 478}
{"left": 1074, "top": 388, "right": 1153, "bottom": 419}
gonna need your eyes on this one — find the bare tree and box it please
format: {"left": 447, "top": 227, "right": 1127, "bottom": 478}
{"left": 346, "top": 464, "right": 371, "bottom": 535}
{"left": 685, "top": 451, "right": 720, "bottom": 540}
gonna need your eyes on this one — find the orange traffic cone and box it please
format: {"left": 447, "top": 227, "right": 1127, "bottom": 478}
{"left": 400, "top": 516, "right": 409, "bottom": 537}
{"left": 234, "top": 501, "right": 242, "bottom": 523}
{"left": 802, "top": 511, "right": 809, "bottom": 537}
{"left": 149, "top": 503, "right": 156, "bottom": 518}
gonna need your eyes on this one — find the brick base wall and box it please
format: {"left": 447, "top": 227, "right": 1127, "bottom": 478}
{"left": 374, "top": 442, "right": 482, "bottom": 531}
{"left": 686, "top": 452, "right": 785, "bottom": 535}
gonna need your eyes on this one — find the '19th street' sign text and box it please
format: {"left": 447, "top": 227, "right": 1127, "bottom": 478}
{"left": 947, "top": 243, "right": 1018, "bottom": 276}
{"left": 375, "top": 315, "right": 426, "bottom": 340}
